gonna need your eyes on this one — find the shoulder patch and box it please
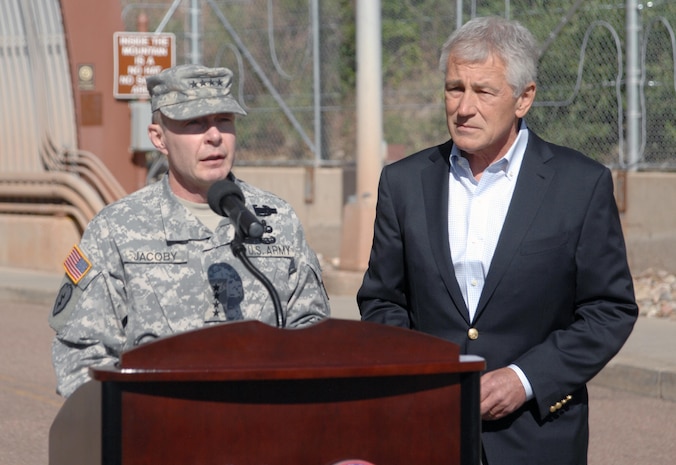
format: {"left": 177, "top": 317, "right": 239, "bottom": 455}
{"left": 52, "top": 282, "right": 74, "bottom": 317}
{"left": 63, "top": 245, "right": 92, "bottom": 284}
{"left": 48, "top": 278, "right": 85, "bottom": 333}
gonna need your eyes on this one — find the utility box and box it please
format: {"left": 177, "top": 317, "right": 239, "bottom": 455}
{"left": 130, "top": 101, "right": 154, "bottom": 152}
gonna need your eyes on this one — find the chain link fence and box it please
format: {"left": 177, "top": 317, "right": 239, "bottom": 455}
{"left": 121, "top": 0, "right": 676, "bottom": 170}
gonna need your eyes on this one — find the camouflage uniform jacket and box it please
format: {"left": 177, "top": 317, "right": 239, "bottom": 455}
{"left": 49, "top": 174, "right": 330, "bottom": 397}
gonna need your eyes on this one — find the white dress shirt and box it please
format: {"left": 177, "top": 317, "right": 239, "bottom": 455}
{"left": 447, "top": 120, "right": 534, "bottom": 399}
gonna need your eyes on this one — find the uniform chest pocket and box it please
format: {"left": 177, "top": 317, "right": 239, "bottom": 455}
{"left": 122, "top": 249, "right": 205, "bottom": 328}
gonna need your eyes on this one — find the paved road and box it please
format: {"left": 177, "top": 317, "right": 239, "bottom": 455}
{"left": 1, "top": 299, "right": 63, "bottom": 465}
{"left": 588, "top": 385, "right": 676, "bottom": 464}
{"left": 2, "top": 297, "right": 675, "bottom": 465}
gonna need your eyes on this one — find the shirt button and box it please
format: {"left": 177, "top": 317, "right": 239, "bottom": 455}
{"left": 471, "top": 279, "right": 478, "bottom": 286}
{"left": 468, "top": 327, "right": 479, "bottom": 340}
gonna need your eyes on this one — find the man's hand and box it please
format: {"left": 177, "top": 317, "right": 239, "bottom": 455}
{"left": 480, "top": 367, "right": 527, "bottom": 421}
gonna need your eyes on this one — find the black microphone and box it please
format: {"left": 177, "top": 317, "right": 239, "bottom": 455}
{"left": 207, "top": 179, "right": 264, "bottom": 239}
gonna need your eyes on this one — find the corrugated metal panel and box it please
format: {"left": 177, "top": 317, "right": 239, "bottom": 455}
{"left": 33, "top": 0, "right": 77, "bottom": 151}
{"left": 0, "top": 0, "right": 35, "bottom": 172}
{"left": 0, "top": 0, "right": 76, "bottom": 173}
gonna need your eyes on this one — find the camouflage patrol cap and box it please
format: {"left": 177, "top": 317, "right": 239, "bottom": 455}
{"left": 146, "top": 64, "right": 246, "bottom": 120}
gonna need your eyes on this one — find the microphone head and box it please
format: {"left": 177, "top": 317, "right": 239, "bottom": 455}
{"left": 207, "top": 179, "right": 244, "bottom": 217}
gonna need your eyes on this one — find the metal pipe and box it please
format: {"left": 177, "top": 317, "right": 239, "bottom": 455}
{"left": 356, "top": 0, "right": 382, "bottom": 200}
{"left": 190, "top": 0, "right": 201, "bottom": 64}
{"left": 66, "top": 148, "right": 127, "bottom": 199}
{"left": 626, "top": 0, "right": 641, "bottom": 169}
{"left": 155, "top": 0, "right": 183, "bottom": 33}
{"left": 456, "top": 0, "right": 463, "bottom": 29}
{"left": 41, "top": 138, "right": 126, "bottom": 203}
{"left": 0, "top": 183, "right": 98, "bottom": 221}
{"left": 311, "top": 0, "right": 322, "bottom": 164}
{"left": 0, "top": 202, "right": 90, "bottom": 233}
{"left": 204, "top": 0, "right": 316, "bottom": 154}
{"left": 0, "top": 172, "right": 106, "bottom": 215}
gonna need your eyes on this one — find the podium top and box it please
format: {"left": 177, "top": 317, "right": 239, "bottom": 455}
{"left": 92, "top": 318, "right": 485, "bottom": 383}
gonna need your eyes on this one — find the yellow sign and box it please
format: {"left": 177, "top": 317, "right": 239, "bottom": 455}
{"left": 114, "top": 32, "right": 175, "bottom": 99}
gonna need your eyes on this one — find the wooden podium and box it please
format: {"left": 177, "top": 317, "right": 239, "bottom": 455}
{"left": 49, "top": 318, "right": 485, "bottom": 465}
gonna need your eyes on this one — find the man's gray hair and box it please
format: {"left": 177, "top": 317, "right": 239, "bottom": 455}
{"left": 438, "top": 16, "right": 539, "bottom": 96}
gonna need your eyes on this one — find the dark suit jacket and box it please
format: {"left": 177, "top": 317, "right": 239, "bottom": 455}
{"left": 357, "top": 132, "right": 638, "bottom": 465}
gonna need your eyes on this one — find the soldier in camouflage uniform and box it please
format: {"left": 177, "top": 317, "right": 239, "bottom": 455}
{"left": 49, "top": 64, "right": 330, "bottom": 397}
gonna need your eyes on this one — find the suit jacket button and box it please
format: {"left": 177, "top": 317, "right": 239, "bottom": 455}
{"left": 468, "top": 328, "right": 479, "bottom": 340}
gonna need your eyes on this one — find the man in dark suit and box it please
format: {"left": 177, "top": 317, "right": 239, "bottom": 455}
{"left": 358, "top": 16, "right": 637, "bottom": 465}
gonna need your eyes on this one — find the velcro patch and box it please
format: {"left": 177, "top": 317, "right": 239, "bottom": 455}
{"left": 63, "top": 245, "right": 92, "bottom": 284}
{"left": 124, "top": 250, "right": 188, "bottom": 264}
{"left": 244, "top": 244, "right": 294, "bottom": 258}
{"left": 52, "top": 282, "right": 73, "bottom": 317}
{"left": 48, "top": 278, "right": 84, "bottom": 333}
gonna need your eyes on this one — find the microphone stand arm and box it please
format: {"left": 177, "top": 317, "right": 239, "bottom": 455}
{"left": 230, "top": 234, "right": 286, "bottom": 328}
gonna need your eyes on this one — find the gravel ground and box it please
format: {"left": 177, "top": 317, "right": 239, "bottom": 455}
{"left": 633, "top": 268, "right": 676, "bottom": 319}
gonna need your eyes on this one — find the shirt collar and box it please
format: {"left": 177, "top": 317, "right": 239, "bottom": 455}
{"left": 450, "top": 119, "right": 529, "bottom": 178}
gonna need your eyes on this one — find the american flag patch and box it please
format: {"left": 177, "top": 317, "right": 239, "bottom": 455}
{"left": 63, "top": 245, "right": 92, "bottom": 284}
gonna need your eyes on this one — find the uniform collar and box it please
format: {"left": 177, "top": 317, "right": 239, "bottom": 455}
{"left": 159, "top": 175, "right": 218, "bottom": 242}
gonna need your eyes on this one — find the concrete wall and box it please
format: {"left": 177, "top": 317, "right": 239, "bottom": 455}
{"left": 234, "top": 166, "right": 351, "bottom": 262}
{"left": 238, "top": 169, "right": 676, "bottom": 276}
{"left": 0, "top": 215, "right": 80, "bottom": 273}
{"left": 618, "top": 172, "right": 676, "bottom": 274}
{"left": 1, "top": 169, "right": 674, "bottom": 275}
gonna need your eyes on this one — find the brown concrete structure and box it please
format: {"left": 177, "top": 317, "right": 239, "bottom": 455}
{"left": 59, "top": 0, "right": 145, "bottom": 193}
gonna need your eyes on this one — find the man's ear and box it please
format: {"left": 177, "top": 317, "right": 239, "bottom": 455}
{"left": 148, "top": 123, "right": 168, "bottom": 154}
{"left": 516, "top": 82, "right": 536, "bottom": 118}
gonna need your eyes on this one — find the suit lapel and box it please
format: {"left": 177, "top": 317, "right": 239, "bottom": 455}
{"left": 474, "top": 135, "right": 555, "bottom": 321}
{"left": 422, "top": 141, "right": 471, "bottom": 322}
